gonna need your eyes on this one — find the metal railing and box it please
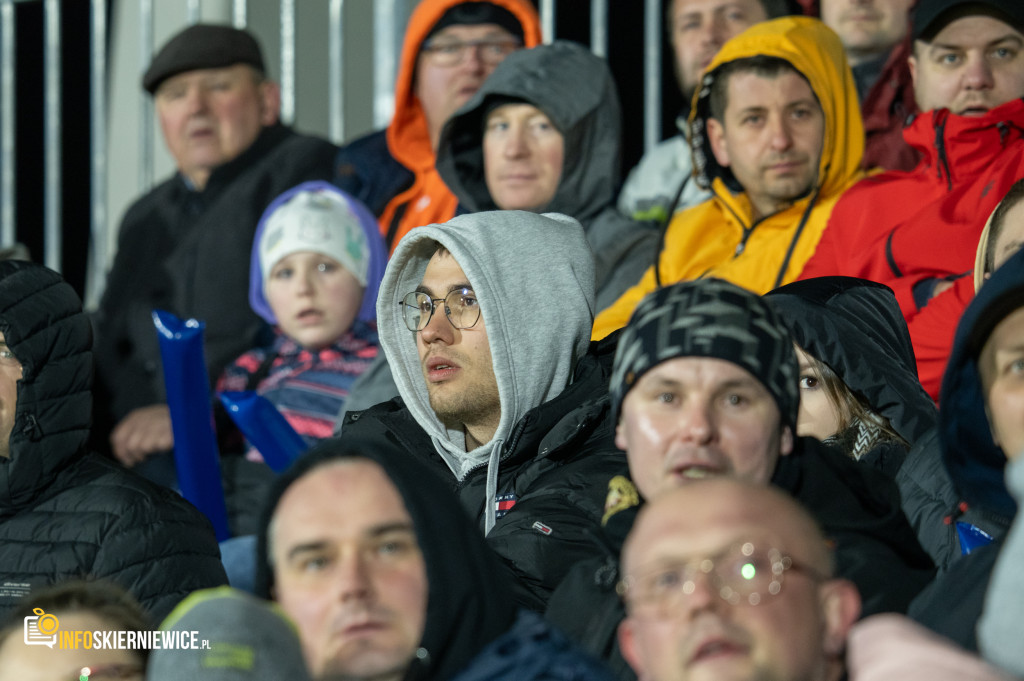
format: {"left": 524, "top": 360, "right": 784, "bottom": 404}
{"left": 0, "top": 0, "right": 665, "bottom": 306}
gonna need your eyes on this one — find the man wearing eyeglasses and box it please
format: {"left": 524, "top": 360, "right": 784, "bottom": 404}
{"left": 334, "top": 0, "right": 542, "bottom": 253}
{"left": 617, "top": 479, "right": 1014, "bottom": 681}
{"left": 618, "top": 479, "right": 860, "bottom": 681}
{"left": 341, "top": 210, "right": 628, "bottom": 612}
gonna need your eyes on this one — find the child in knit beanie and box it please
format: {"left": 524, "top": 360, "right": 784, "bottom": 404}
{"left": 218, "top": 181, "right": 387, "bottom": 454}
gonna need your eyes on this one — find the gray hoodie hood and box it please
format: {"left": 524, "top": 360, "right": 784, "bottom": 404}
{"left": 437, "top": 41, "right": 659, "bottom": 311}
{"left": 436, "top": 40, "right": 620, "bottom": 222}
{"left": 376, "top": 211, "right": 595, "bottom": 528}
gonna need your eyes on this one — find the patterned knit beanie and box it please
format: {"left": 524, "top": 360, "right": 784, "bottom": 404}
{"left": 610, "top": 279, "right": 799, "bottom": 429}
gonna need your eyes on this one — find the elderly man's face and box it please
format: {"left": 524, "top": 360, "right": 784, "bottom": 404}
{"left": 0, "top": 332, "right": 22, "bottom": 459}
{"left": 909, "top": 15, "right": 1024, "bottom": 116}
{"left": 618, "top": 482, "right": 858, "bottom": 681}
{"left": 271, "top": 460, "right": 428, "bottom": 681}
{"left": 616, "top": 357, "right": 793, "bottom": 501}
{"left": 155, "top": 64, "right": 278, "bottom": 190}
{"left": 981, "top": 306, "right": 1024, "bottom": 461}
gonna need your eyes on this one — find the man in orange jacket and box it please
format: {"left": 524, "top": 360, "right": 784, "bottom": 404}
{"left": 333, "top": 0, "right": 541, "bottom": 253}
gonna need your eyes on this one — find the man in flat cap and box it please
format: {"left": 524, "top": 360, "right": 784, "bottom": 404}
{"left": 93, "top": 24, "right": 338, "bottom": 472}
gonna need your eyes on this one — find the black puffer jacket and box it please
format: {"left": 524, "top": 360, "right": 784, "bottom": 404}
{"left": 343, "top": 349, "right": 628, "bottom": 612}
{"left": 0, "top": 261, "right": 226, "bottom": 623}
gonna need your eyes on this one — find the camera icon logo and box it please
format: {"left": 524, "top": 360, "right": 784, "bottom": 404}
{"left": 23, "top": 607, "right": 60, "bottom": 648}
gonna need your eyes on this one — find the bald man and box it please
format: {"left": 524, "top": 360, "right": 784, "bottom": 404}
{"left": 617, "top": 478, "right": 1016, "bottom": 681}
{"left": 618, "top": 479, "right": 859, "bottom": 681}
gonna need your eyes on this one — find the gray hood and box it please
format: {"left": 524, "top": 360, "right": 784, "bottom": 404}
{"left": 375, "top": 211, "right": 595, "bottom": 529}
{"left": 437, "top": 41, "right": 658, "bottom": 311}
{"left": 436, "top": 40, "right": 620, "bottom": 222}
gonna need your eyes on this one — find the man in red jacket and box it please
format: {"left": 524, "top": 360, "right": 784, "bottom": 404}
{"left": 799, "top": 0, "right": 1024, "bottom": 400}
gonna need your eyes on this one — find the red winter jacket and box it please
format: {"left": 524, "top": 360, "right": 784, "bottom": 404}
{"left": 799, "top": 98, "right": 1024, "bottom": 400}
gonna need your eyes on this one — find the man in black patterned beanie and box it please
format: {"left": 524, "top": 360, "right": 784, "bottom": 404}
{"left": 547, "top": 280, "right": 933, "bottom": 671}
{"left": 611, "top": 278, "right": 799, "bottom": 500}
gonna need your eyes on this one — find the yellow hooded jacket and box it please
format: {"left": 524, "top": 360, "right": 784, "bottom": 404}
{"left": 593, "top": 17, "right": 864, "bottom": 339}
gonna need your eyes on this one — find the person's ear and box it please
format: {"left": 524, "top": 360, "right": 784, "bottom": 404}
{"left": 618, "top": 617, "right": 649, "bottom": 680}
{"left": 615, "top": 419, "right": 627, "bottom": 452}
{"left": 819, "top": 578, "right": 861, "bottom": 657}
{"left": 780, "top": 424, "right": 794, "bottom": 457}
{"left": 907, "top": 52, "right": 918, "bottom": 88}
{"left": 260, "top": 80, "right": 282, "bottom": 127}
{"left": 707, "top": 117, "right": 731, "bottom": 168}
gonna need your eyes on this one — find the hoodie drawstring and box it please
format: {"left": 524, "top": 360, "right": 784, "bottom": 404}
{"left": 653, "top": 175, "right": 691, "bottom": 287}
{"left": 772, "top": 178, "right": 824, "bottom": 290}
{"left": 484, "top": 439, "right": 504, "bottom": 534}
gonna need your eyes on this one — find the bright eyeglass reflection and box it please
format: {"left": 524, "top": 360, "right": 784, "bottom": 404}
{"left": 618, "top": 541, "right": 823, "bottom": 616}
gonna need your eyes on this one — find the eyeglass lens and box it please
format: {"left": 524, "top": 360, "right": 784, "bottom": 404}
{"left": 423, "top": 39, "right": 520, "bottom": 66}
{"left": 624, "top": 543, "right": 789, "bottom": 615}
{"left": 402, "top": 289, "right": 480, "bottom": 331}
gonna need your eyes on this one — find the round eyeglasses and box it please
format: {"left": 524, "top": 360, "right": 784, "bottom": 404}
{"left": 420, "top": 38, "right": 522, "bottom": 67}
{"left": 401, "top": 289, "right": 481, "bottom": 332}
{"left": 617, "top": 541, "right": 824, "bottom": 618}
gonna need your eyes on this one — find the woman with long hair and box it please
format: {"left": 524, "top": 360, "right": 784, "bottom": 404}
{"left": 766, "top": 276, "right": 937, "bottom": 475}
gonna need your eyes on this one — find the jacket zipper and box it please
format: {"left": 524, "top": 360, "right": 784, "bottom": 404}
{"left": 933, "top": 112, "right": 953, "bottom": 192}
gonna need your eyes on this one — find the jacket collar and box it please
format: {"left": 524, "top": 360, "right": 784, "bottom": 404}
{"left": 176, "top": 124, "right": 290, "bottom": 198}
{"left": 904, "top": 98, "right": 1024, "bottom": 187}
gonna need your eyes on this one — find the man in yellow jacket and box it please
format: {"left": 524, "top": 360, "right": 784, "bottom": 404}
{"left": 593, "top": 16, "right": 865, "bottom": 340}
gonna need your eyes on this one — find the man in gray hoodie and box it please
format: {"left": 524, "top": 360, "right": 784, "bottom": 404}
{"left": 341, "top": 210, "right": 628, "bottom": 611}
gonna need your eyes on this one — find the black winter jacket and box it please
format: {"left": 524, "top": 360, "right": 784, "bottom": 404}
{"left": 903, "top": 246, "right": 1024, "bottom": 650}
{"left": 0, "top": 262, "right": 227, "bottom": 624}
{"left": 546, "top": 437, "right": 936, "bottom": 680}
{"left": 93, "top": 125, "right": 337, "bottom": 435}
{"left": 343, "top": 350, "right": 629, "bottom": 612}
{"left": 256, "top": 430, "right": 616, "bottom": 681}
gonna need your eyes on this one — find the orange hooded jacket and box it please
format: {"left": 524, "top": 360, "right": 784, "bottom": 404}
{"left": 378, "top": 0, "right": 542, "bottom": 253}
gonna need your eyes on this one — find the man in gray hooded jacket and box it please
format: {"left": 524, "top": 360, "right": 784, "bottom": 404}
{"left": 342, "top": 210, "right": 628, "bottom": 611}
{"left": 436, "top": 41, "right": 658, "bottom": 312}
